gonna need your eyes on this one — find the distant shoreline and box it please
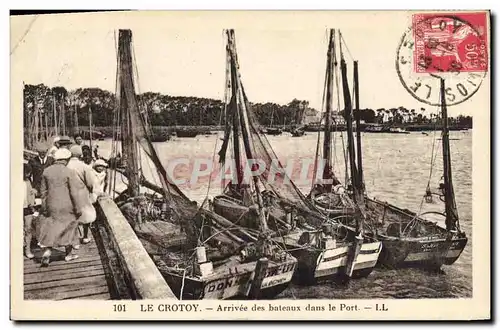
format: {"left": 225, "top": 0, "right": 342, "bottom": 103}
{"left": 24, "top": 122, "right": 472, "bottom": 140}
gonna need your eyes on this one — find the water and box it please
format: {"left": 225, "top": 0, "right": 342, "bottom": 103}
{"left": 96, "top": 129, "right": 472, "bottom": 299}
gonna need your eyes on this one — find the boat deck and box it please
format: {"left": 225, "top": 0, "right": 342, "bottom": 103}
{"left": 23, "top": 229, "right": 115, "bottom": 300}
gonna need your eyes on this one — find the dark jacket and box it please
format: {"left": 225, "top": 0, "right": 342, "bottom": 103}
{"left": 28, "top": 156, "right": 55, "bottom": 194}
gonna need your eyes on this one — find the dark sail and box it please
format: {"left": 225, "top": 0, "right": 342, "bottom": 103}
{"left": 439, "top": 78, "right": 460, "bottom": 231}
{"left": 117, "top": 29, "right": 190, "bottom": 204}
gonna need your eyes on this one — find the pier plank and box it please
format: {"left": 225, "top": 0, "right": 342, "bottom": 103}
{"left": 23, "top": 230, "right": 115, "bottom": 300}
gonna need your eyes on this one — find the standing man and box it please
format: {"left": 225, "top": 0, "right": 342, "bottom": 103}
{"left": 23, "top": 161, "right": 37, "bottom": 259}
{"left": 38, "top": 148, "right": 84, "bottom": 266}
{"left": 57, "top": 136, "right": 73, "bottom": 149}
{"left": 67, "top": 145, "right": 97, "bottom": 245}
{"left": 28, "top": 143, "right": 54, "bottom": 197}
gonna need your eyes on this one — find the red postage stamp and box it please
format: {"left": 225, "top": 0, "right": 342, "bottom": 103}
{"left": 412, "top": 12, "right": 488, "bottom": 73}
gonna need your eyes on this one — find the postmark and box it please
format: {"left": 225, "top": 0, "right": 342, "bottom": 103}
{"left": 396, "top": 12, "right": 489, "bottom": 106}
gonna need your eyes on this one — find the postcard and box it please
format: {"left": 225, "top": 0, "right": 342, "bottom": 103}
{"left": 10, "top": 10, "right": 490, "bottom": 321}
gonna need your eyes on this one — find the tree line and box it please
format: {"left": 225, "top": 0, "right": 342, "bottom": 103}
{"left": 23, "top": 84, "right": 472, "bottom": 129}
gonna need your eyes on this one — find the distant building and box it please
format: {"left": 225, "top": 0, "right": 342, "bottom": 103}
{"left": 303, "top": 107, "right": 320, "bottom": 124}
{"left": 331, "top": 111, "right": 346, "bottom": 125}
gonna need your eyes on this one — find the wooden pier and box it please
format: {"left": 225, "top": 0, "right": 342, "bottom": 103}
{"left": 23, "top": 230, "right": 115, "bottom": 300}
{"left": 23, "top": 196, "right": 178, "bottom": 301}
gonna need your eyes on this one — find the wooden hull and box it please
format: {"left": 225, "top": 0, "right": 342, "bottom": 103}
{"left": 265, "top": 128, "right": 283, "bottom": 135}
{"left": 312, "top": 195, "right": 468, "bottom": 269}
{"left": 176, "top": 130, "right": 199, "bottom": 138}
{"left": 378, "top": 235, "right": 468, "bottom": 269}
{"left": 277, "top": 238, "right": 381, "bottom": 284}
{"left": 158, "top": 257, "right": 297, "bottom": 300}
{"left": 212, "top": 195, "right": 381, "bottom": 284}
{"left": 132, "top": 219, "right": 296, "bottom": 300}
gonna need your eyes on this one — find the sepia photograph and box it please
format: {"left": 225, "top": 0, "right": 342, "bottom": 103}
{"left": 10, "top": 9, "right": 490, "bottom": 320}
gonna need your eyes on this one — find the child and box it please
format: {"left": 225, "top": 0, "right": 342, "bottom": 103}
{"left": 23, "top": 161, "right": 38, "bottom": 259}
{"left": 92, "top": 159, "right": 108, "bottom": 200}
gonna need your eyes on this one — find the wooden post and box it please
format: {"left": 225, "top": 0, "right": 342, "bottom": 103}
{"left": 248, "top": 257, "right": 268, "bottom": 299}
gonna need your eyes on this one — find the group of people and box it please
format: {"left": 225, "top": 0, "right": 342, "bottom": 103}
{"left": 23, "top": 134, "right": 109, "bottom": 266}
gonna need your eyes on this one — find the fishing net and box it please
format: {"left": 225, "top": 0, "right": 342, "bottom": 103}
{"left": 114, "top": 30, "right": 205, "bottom": 249}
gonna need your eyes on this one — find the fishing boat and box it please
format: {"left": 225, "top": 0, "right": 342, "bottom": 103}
{"left": 212, "top": 29, "right": 380, "bottom": 284}
{"left": 175, "top": 128, "right": 199, "bottom": 138}
{"left": 309, "top": 31, "right": 467, "bottom": 269}
{"left": 107, "top": 29, "right": 296, "bottom": 300}
{"left": 363, "top": 79, "right": 468, "bottom": 268}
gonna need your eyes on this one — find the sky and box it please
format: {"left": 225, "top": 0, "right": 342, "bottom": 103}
{"left": 10, "top": 11, "right": 490, "bottom": 117}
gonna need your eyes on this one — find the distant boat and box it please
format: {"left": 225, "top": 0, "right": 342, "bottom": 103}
{"left": 264, "top": 127, "right": 283, "bottom": 135}
{"left": 291, "top": 129, "right": 305, "bottom": 137}
{"left": 364, "top": 125, "right": 410, "bottom": 134}
{"left": 149, "top": 133, "right": 171, "bottom": 142}
{"left": 175, "top": 129, "right": 199, "bottom": 138}
{"left": 80, "top": 129, "right": 106, "bottom": 140}
{"left": 290, "top": 125, "right": 306, "bottom": 137}
{"left": 388, "top": 127, "right": 410, "bottom": 134}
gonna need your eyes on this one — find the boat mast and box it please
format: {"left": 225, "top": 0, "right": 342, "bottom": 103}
{"left": 322, "top": 29, "right": 335, "bottom": 191}
{"left": 439, "top": 78, "right": 459, "bottom": 232}
{"left": 339, "top": 32, "right": 360, "bottom": 204}
{"left": 227, "top": 29, "right": 269, "bottom": 232}
{"left": 118, "top": 29, "right": 141, "bottom": 197}
{"left": 353, "top": 61, "right": 364, "bottom": 191}
{"left": 339, "top": 31, "right": 365, "bottom": 230}
{"left": 228, "top": 43, "right": 244, "bottom": 188}
{"left": 339, "top": 30, "right": 365, "bottom": 278}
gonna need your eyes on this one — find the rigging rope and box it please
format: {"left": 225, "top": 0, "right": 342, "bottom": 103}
{"left": 205, "top": 30, "right": 230, "bottom": 200}
{"left": 311, "top": 30, "right": 331, "bottom": 191}
{"left": 340, "top": 33, "right": 355, "bottom": 63}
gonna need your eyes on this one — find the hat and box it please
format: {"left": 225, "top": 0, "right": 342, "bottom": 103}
{"left": 58, "top": 136, "right": 72, "bottom": 145}
{"left": 53, "top": 148, "right": 72, "bottom": 160}
{"left": 93, "top": 159, "right": 108, "bottom": 168}
{"left": 53, "top": 136, "right": 61, "bottom": 143}
{"left": 35, "top": 142, "right": 48, "bottom": 153}
{"left": 70, "top": 145, "right": 83, "bottom": 157}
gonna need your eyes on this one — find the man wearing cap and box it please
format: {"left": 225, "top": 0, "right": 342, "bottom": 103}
{"left": 67, "top": 145, "right": 97, "bottom": 245}
{"left": 57, "top": 135, "right": 73, "bottom": 149}
{"left": 28, "top": 142, "right": 54, "bottom": 197}
{"left": 37, "top": 148, "right": 85, "bottom": 266}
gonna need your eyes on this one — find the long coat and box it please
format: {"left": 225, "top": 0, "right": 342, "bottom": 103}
{"left": 37, "top": 162, "right": 86, "bottom": 247}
